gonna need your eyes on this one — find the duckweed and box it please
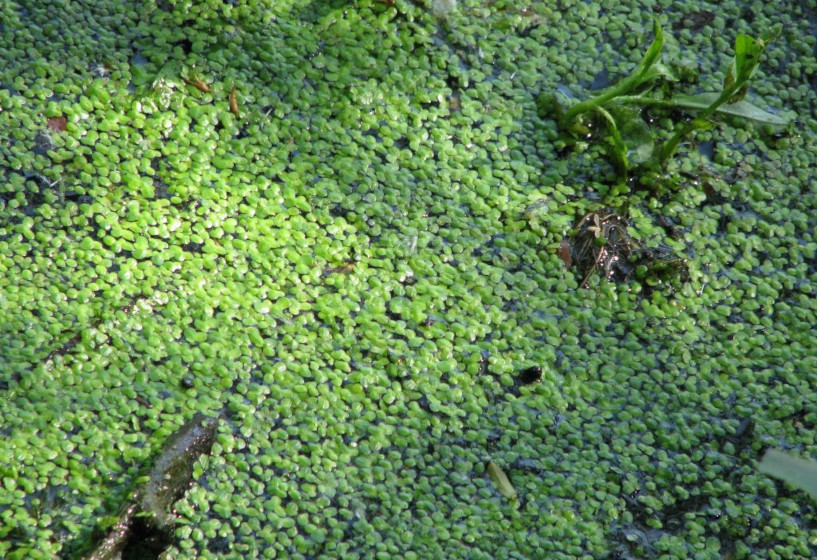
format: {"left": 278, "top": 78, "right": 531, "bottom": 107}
{"left": 0, "top": 0, "right": 816, "bottom": 559}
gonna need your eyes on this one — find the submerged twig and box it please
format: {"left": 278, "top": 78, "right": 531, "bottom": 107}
{"left": 84, "top": 413, "right": 220, "bottom": 560}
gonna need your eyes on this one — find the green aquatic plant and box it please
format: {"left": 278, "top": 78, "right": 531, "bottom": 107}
{"left": 539, "top": 20, "right": 791, "bottom": 182}
{"left": 758, "top": 449, "right": 817, "bottom": 503}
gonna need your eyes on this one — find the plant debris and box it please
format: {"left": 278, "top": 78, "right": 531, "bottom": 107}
{"left": 486, "top": 460, "right": 517, "bottom": 501}
{"left": 83, "top": 413, "right": 220, "bottom": 560}
{"left": 562, "top": 209, "right": 688, "bottom": 289}
{"left": 229, "top": 85, "right": 240, "bottom": 116}
{"left": 46, "top": 116, "right": 67, "bottom": 131}
{"left": 182, "top": 74, "right": 210, "bottom": 93}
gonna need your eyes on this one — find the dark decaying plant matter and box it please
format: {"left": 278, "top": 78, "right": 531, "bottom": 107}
{"left": 563, "top": 210, "right": 688, "bottom": 289}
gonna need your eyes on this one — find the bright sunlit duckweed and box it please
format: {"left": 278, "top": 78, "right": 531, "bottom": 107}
{"left": 1, "top": 1, "right": 816, "bottom": 559}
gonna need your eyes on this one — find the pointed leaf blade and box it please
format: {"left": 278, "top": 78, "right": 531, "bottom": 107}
{"left": 671, "top": 92, "right": 791, "bottom": 128}
{"left": 758, "top": 449, "right": 817, "bottom": 502}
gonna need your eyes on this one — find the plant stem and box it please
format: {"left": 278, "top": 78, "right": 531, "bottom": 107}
{"left": 562, "top": 74, "right": 645, "bottom": 124}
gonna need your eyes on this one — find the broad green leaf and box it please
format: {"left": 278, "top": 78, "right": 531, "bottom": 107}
{"left": 671, "top": 92, "right": 791, "bottom": 127}
{"left": 596, "top": 106, "right": 629, "bottom": 174}
{"left": 758, "top": 449, "right": 817, "bottom": 502}
{"left": 724, "top": 25, "right": 781, "bottom": 102}
{"left": 640, "top": 61, "right": 677, "bottom": 85}
{"left": 610, "top": 106, "right": 654, "bottom": 165}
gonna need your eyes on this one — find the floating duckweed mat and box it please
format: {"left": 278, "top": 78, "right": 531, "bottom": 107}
{"left": 1, "top": 1, "right": 816, "bottom": 559}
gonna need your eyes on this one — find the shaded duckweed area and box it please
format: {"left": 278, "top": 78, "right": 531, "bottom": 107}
{"left": 1, "top": 0, "right": 816, "bottom": 558}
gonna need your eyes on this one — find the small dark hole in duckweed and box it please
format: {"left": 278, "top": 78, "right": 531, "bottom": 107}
{"left": 168, "top": 37, "right": 193, "bottom": 56}
{"left": 731, "top": 417, "right": 755, "bottom": 446}
{"left": 591, "top": 68, "right": 612, "bottom": 90}
{"left": 181, "top": 241, "right": 204, "bottom": 254}
{"left": 329, "top": 204, "right": 351, "bottom": 218}
{"left": 517, "top": 365, "right": 542, "bottom": 385}
{"left": 207, "top": 536, "right": 232, "bottom": 554}
{"left": 697, "top": 139, "right": 715, "bottom": 161}
{"left": 674, "top": 10, "right": 715, "bottom": 32}
{"left": 120, "top": 516, "right": 173, "bottom": 560}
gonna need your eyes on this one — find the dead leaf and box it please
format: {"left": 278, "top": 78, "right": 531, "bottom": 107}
{"left": 46, "top": 116, "right": 67, "bottom": 131}
{"left": 183, "top": 75, "right": 210, "bottom": 93}
{"left": 557, "top": 238, "right": 572, "bottom": 269}
{"left": 229, "top": 85, "right": 240, "bottom": 116}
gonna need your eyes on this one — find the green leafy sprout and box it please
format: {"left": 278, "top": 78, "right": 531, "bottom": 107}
{"left": 539, "top": 20, "right": 792, "bottom": 182}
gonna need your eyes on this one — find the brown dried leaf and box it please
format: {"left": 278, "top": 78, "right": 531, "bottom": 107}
{"left": 229, "top": 85, "right": 240, "bottom": 116}
{"left": 46, "top": 116, "right": 67, "bottom": 131}
{"left": 557, "top": 238, "right": 572, "bottom": 269}
{"left": 183, "top": 75, "right": 210, "bottom": 93}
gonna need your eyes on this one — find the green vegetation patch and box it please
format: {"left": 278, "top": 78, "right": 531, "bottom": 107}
{"left": 0, "top": 1, "right": 816, "bottom": 559}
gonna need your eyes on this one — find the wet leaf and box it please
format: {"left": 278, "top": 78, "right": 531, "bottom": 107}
{"left": 596, "top": 106, "right": 628, "bottom": 174}
{"left": 609, "top": 106, "right": 654, "bottom": 165}
{"left": 633, "top": 19, "right": 664, "bottom": 83}
{"left": 82, "top": 413, "right": 220, "bottom": 560}
{"left": 671, "top": 93, "right": 790, "bottom": 128}
{"left": 486, "top": 460, "right": 517, "bottom": 500}
{"left": 758, "top": 448, "right": 817, "bottom": 502}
